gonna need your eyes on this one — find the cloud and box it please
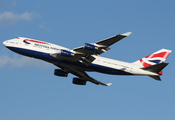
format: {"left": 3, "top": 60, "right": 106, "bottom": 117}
{"left": 0, "top": 54, "right": 52, "bottom": 68}
{"left": 0, "top": 11, "right": 37, "bottom": 27}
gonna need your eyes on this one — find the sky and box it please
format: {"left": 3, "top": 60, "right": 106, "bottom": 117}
{"left": 0, "top": 0, "right": 175, "bottom": 120}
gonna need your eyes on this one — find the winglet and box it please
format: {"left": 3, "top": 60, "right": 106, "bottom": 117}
{"left": 106, "top": 83, "right": 112, "bottom": 86}
{"left": 121, "top": 32, "right": 132, "bottom": 36}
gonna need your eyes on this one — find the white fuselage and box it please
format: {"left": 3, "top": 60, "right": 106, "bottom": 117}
{"left": 3, "top": 37, "right": 158, "bottom": 76}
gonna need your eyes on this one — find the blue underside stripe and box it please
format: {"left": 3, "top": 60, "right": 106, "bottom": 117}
{"left": 7, "top": 46, "right": 132, "bottom": 75}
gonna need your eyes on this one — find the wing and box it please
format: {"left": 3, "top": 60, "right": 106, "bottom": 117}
{"left": 70, "top": 69, "right": 112, "bottom": 86}
{"left": 73, "top": 32, "right": 132, "bottom": 55}
{"left": 71, "top": 69, "right": 112, "bottom": 86}
{"left": 54, "top": 62, "right": 112, "bottom": 86}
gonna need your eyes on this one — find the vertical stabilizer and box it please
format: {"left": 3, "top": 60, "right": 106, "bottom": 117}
{"left": 133, "top": 49, "right": 171, "bottom": 78}
{"left": 133, "top": 49, "right": 171, "bottom": 67}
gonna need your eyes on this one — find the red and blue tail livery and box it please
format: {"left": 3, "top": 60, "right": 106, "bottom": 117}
{"left": 139, "top": 49, "right": 171, "bottom": 67}
{"left": 3, "top": 32, "right": 172, "bottom": 86}
{"left": 133, "top": 49, "right": 171, "bottom": 77}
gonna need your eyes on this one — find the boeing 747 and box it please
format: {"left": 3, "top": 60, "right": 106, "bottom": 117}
{"left": 3, "top": 32, "right": 171, "bottom": 86}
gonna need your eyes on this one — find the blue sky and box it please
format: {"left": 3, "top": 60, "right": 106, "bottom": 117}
{"left": 0, "top": 0, "right": 175, "bottom": 120}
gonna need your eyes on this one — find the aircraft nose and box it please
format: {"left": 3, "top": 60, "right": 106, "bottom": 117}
{"left": 3, "top": 41, "right": 7, "bottom": 46}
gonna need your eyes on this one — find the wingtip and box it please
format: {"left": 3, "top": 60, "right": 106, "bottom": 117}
{"left": 121, "top": 32, "right": 132, "bottom": 36}
{"left": 106, "top": 83, "right": 112, "bottom": 86}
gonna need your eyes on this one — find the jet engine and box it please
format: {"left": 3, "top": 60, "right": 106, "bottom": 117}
{"left": 84, "top": 43, "right": 98, "bottom": 50}
{"left": 58, "top": 50, "right": 74, "bottom": 57}
{"left": 54, "top": 69, "right": 68, "bottom": 77}
{"left": 72, "top": 78, "right": 86, "bottom": 85}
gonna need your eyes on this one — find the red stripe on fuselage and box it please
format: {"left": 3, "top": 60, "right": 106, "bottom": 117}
{"left": 24, "top": 39, "right": 48, "bottom": 44}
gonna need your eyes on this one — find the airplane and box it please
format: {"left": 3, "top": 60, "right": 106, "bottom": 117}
{"left": 3, "top": 32, "right": 172, "bottom": 86}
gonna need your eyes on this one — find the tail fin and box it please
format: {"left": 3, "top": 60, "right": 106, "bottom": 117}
{"left": 133, "top": 49, "right": 171, "bottom": 80}
{"left": 133, "top": 49, "right": 171, "bottom": 67}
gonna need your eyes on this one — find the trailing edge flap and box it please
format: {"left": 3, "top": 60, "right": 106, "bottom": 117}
{"left": 141, "top": 62, "right": 169, "bottom": 73}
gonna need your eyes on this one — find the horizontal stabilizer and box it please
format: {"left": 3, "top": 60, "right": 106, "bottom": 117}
{"left": 149, "top": 75, "right": 161, "bottom": 81}
{"left": 141, "top": 62, "right": 169, "bottom": 73}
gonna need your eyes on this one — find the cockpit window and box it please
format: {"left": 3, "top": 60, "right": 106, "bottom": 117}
{"left": 16, "top": 37, "right": 20, "bottom": 39}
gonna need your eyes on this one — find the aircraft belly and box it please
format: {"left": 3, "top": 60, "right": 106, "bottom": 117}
{"left": 89, "top": 63, "right": 133, "bottom": 75}
{"left": 6, "top": 46, "right": 133, "bottom": 75}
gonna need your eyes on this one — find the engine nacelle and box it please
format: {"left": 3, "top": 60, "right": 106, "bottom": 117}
{"left": 59, "top": 50, "right": 74, "bottom": 57}
{"left": 84, "top": 43, "right": 98, "bottom": 50}
{"left": 54, "top": 69, "right": 68, "bottom": 77}
{"left": 72, "top": 78, "right": 86, "bottom": 85}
